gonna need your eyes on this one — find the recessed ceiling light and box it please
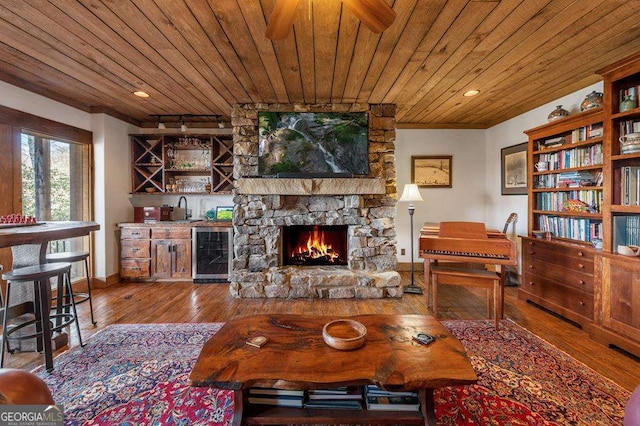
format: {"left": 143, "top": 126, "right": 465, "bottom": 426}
{"left": 133, "top": 91, "right": 150, "bottom": 98}
{"left": 463, "top": 89, "right": 480, "bottom": 97}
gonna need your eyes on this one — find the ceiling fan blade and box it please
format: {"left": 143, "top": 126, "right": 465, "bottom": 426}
{"left": 265, "top": 0, "right": 302, "bottom": 40}
{"left": 342, "top": 0, "right": 396, "bottom": 33}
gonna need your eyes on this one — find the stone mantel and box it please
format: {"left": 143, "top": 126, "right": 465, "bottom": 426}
{"left": 236, "top": 177, "right": 386, "bottom": 195}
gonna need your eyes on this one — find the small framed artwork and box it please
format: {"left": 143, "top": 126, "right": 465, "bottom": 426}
{"left": 501, "top": 142, "right": 528, "bottom": 195}
{"left": 412, "top": 156, "right": 452, "bottom": 188}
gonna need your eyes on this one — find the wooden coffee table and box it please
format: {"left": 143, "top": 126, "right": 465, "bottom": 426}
{"left": 189, "top": 314, "right": 477, "bottom": 425}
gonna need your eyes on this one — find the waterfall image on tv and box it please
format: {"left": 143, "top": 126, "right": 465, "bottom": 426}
{"left": 258, "top": 112, "right": 369, "bottom": 177}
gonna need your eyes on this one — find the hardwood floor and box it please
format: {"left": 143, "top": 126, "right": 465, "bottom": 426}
{"left": 3, "top": 273, "right": 640, "bottom": 392}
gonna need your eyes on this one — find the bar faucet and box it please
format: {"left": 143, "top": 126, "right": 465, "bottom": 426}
{"left": 178, "top": 196, "right": 191, "bottom": 220}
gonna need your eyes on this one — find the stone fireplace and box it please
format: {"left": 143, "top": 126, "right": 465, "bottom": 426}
{"left": 230, "top": 103, "right": 401, "bottom": 298}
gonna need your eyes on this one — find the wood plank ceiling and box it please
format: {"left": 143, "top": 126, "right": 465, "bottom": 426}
{"left": 0, "top": 0, "right": 639, "bottom": 129}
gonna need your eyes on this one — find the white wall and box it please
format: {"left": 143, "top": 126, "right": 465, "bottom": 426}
{"left": 92, "top": 114, "right": 138, "bottom": 279}
{"left": 395, "top": 129, "right": 487, "bottom": 263}
{"left": 0, "top": 81, "right": 92, "bottom": 130}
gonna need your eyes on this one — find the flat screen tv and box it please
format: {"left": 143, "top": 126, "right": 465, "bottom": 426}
{"left": 258, "top": 111, "right": 369, "bottom": 177}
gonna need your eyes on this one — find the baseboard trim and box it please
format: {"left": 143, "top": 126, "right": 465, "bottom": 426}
{"left": 92, "top": 273, "right": 120, "bottom": 288}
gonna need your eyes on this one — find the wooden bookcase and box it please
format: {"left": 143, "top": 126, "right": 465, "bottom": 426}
{"left": 130, "top": 132, "right": 233, "bottom": 195}
{"left": 591, "top": 53, "right": 640, "bottom": 357}
{"left": 525, "top": 108, "right": 604, "bottom": 244}
{"left": 521, "top": 109, "right": 603, "bottom": 328}
{"left": 522, "top": 52, "right": 640, "bottom": 357}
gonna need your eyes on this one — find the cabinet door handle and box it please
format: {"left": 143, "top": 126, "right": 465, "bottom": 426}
{"left": 529, "top": 281, "right": 535, "bottom": 286}
{"left": 529, "top": 251, "right": 536, "bottom": 255}
{"left": 578, "top": 263, "right": 585, "bottom": 269}
{"left": 131, "top": 266, "right": 141, "bottom": 271}
{"left": 579, "top": 301, "right": 585, "bottom": 306}
{"left": 577, "top": 251, "right": 584, "bottom": 257}
{"left": 132, "top": 232, "right": 140, "bottom": 236}
{"left": 528, "top": 265, "right": 534, "bottom": 269}
{"left": 131, "top": 247, "right": 139, "bottom": 252}
{"left": 579, "top": 279, "right": 585, "bottom": 285}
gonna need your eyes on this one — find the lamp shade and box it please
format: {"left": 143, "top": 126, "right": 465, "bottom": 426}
{"left": 399, "top": 183, "right": 423, "bottom": 202}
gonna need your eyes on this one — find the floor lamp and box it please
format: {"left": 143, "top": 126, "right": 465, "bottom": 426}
{"left": 399, "top": 183, "right": 424, "bottom": 294}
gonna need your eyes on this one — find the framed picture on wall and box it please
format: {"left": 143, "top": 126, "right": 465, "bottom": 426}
{"left": 412, "top": 156, "right": 452, "bottom": 188}
{"left": 501, "top": 142, "right": 528, "bottom": 195}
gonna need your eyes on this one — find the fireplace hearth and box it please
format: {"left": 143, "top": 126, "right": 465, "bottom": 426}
{"left": 282, "top": 225, "right": 347, "bottom": 266}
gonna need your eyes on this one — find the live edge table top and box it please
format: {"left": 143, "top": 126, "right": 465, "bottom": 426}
{"left": 189, "top": 314, "right": 477, "bottom": 392}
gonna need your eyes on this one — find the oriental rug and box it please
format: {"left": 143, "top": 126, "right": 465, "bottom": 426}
{"left": 33, "top": 320, "right": 629, "bottom": 425}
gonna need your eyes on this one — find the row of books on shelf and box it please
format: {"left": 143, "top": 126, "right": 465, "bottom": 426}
{"left": 620, "top": 119, "right": 640, "bottom": 135}
{"left": 536, "top": 171, "right": 602, "bottom": 189}
{"left": 536, "top": 144, "right": 602, "bottom": 170}
{"left": 613, "top": 215, "right": 640, "bottom": 247}
{"left": 620, "top": 166, "right": 640, "bottom": 206}
{"left": 537, "top": 215, "right": 602, "bottom": 242}
{"left": 535, "top": 190, "right": 602, "bottom": 213}
{"left": 246, "top": 386, "right": 420, "bottom": 412}
{"left": 536, "top": 124, "right": 603, "bottom": 150}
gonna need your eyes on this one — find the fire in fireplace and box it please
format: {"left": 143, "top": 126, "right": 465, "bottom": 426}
{"left": 282, "top": 225, "right": 348, "bottom": 266}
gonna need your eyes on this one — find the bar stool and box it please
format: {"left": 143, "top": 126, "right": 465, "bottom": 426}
{"left": 1, "top": 263, "right": 83, "bottom": 372}
{"left": 46, "top": 251, "right": 96, "bottom": 326}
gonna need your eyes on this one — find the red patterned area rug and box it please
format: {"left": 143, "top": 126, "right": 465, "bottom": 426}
{"left": 33, "top": 320, "right": 629, "bottom": 425}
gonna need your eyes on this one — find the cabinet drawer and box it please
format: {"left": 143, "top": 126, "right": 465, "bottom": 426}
{"left": 522, "top": 272, "right": 593, "bottom": 320}
{"left": 151, "top": 227, "right": 192, "bottom": 239}
{"left": 120, "top": 259, "right": 150, "bottom": 278}
{"left": 121, "top": 227, "right": 151, "bottom": 239}
{"left": 523, "top": 242, "right": 593, "bottom": 272}
{"left": 525, "top": 261, "right": 593, "bottom": 293}
{"left": 121, "top": 240, "right": 150, "bottom": 258}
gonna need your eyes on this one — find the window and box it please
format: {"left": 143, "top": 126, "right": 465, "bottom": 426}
{"left": 21, "top": 131, "right": 92, "bottom": 277}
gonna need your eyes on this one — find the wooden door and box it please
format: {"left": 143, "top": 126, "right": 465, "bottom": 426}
{"left": 172, "top": 239, "right": 192, "bottom": 279}
{"left": 599, "top": 255, "right": 640, "bottom": 342}
{"left": 151, "top": 239, "right": 172, "bottom": 278}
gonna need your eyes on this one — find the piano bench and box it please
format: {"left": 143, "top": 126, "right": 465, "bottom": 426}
{"left": 430, "top": 266, "right": 502, "bottom": 330}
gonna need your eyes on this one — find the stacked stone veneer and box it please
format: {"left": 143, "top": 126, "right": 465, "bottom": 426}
{"left": 231, "top": 103, "right": 401, "bottom": 298}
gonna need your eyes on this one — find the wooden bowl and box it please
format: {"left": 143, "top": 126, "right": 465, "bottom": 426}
{"left": 322, "top": 319, "right": 366, "bottom": 350}
{"left": 145, "top": 187, "right": 157, "bottom": 193}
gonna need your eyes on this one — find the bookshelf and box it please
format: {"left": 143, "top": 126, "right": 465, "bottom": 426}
{"left": 590, "top": 53, "right": 640, "bottom": 357}
{"left": 525, "top": 108, "right": 604, "bottom": 244}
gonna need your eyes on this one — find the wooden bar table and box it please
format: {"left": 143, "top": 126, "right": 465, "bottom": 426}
{"left": 0, "top": 221, "right": 100, "bottom": 348}
{"left": 190, "top": 314, "right": 477, "bottom": 425}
